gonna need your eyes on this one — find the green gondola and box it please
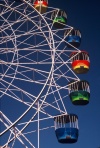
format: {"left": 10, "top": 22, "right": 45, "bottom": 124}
{"left": 68, "top": 80, "right": 90, "bottom": 105}
{"left": 51, "top": 9, "right": 67, "bottom": 28}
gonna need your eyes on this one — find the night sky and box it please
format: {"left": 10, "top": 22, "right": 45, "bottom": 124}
{"left": 1, "top": 0, "right": 100, "bottom": 148}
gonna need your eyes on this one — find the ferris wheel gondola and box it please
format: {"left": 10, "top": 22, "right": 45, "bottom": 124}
{"left": 64, "top": 28, "right": 81, "bottom": 48}
{"left": 0, "top": 0, "right": 90, "bottom": 147}
{"left": 68, "top": 80, "right": 90, "bottom": 105}
{"left": 70, "top": 51, "right": 90, "bottom": 74}
{"left": 51, "top": 9, "right": 67, "bottom": 28}
{"left": 54, "top": 114, "right": 79, "bottom": 143}
{"left": 33, "top": 0, "right": 48, "bottom": 13}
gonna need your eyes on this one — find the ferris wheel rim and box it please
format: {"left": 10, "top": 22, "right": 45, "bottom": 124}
{"left": 0, "top": 0, "right": 56, "bottom": 138}
{"left": 0, "top": 1, "right": 83, "bottom": 147}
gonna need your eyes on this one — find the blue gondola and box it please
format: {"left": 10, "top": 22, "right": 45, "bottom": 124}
{"left": 51, "top": 9, "right": 67, "bottom": 28}
{"left": 54, "top": 114, "right": 79, "bottom": 143}
{"left": 68, "top": 80, "right": 90, "bottom": 105}
{"left": 64, "top": 28, "right": 81, "bottom": 48}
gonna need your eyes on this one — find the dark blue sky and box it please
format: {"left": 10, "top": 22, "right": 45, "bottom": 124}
{"left": 49, "top": 0, "right": 100, "bottom": 148}
{"left": 1, "top": 0, "right": 100, "bottom": 148}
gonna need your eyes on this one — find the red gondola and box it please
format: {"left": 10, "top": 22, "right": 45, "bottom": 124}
{"left": 70, "top": 51, "right": 90, "bottom": 74}
{"left": 33, "top": 0, "right": 48, "bottom": 13}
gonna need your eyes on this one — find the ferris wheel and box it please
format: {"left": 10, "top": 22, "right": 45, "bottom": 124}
{"left": 0, "top": 0, "right": 90, "bottom": 147}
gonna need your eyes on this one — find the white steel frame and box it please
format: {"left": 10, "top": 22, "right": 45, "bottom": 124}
{"left": 0, "top": 0, "right": 80, "bottom": 147}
